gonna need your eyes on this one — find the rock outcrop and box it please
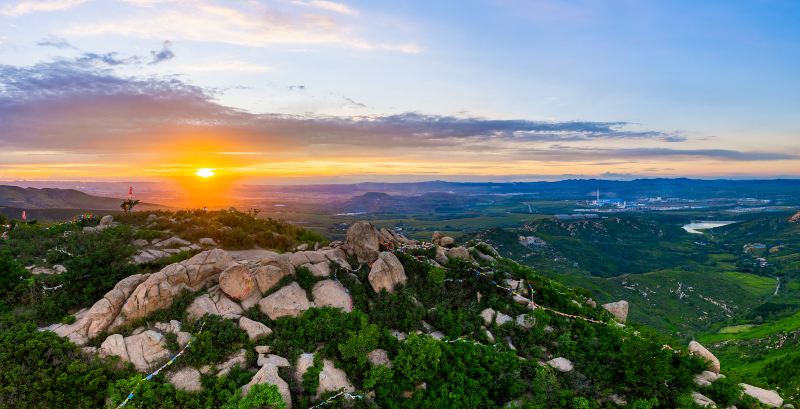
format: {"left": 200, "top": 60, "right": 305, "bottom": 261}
{"left": 740, "top": 383, "right": 784, "bottom": 407}
{"left": 345, "top": 221, "right": 381, "bottom": 263}
{"left": 242, "top": 364, "right": 292, "bottom": 408}
{"left": 688, "top": 341, "right": 721, "bottom": 374}
{"left": 311, "top": 280, "right": 353, "bottom": 312}
{"left": 239, "top": 317, "right": 272, "bottom": 340}
{"left": 168, "top": 367, "right": 203, "bottom": 392}
{"left": 547, "top": 357, "right": 574, "bottom": 372}
{"left": 691, "top": 392, "right": 716, "bottom": 407}
{"left": 218, "top": 264, "right": 255, "bottom": 301}
{"left": 252, "top": 252, "right": 295, "bottom": 294}
{"left": 602, "top": 300, "right": 629, "bottom": 323}
{"left": 99, "top": 330, "right": 171, "bottom": 372}
{"left": 367, "top": 349, "right": 392, "bottom": 367}
{"left": 51, "top": 273, "right": 150, "bottom": 344}
{"left": 368, "top": 252, "right": 407, "bottom": 293}
{"left": 258, "top": 282, "right": 312, "bottom": 320}
{"left": 112, "top": 249, "right": 235, "bottom": 330}
{"left": 317, "top": 359, "right": 355, "bottom": 398}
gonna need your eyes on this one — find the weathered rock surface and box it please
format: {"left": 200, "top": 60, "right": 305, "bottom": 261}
{"left": 691, "top": 392, "right": 716, "bottom": 407}
{"left": 694, "top": 370, "right": 723, "bottom": 387}
{"left": 602, "top": 300, "right": 629, "bottom": 323}
{"left": 257, "top": 354, "right": 290, "bottom": 368}
{"left": 242, "top": 364, "right": 292, "bottom": 408}
{"left": 259, "top": 282, "right": 312, "bottom": 320}
{"left": 368, "top": 252, "right": 407, "bottom": 293}
{"left": 345, "top": 221, "right": 381, "bottom": 264}
{"left": 154, "top": 236, "right": 191, "bottom": 248}
{"left": 367, "top": 349, "right": 392, "bottom": 367}
{"left": 317, "top": 359, "right": 355, "bottom": 398}
{"left": 100, "top": 331, "right": 171, "bottom": 372}
{"left": 111, "top": 249, "right": 235, "bottom": 331}
{"left": 51, "top": 273, "right": 151, "bottom": 344}
{"left": 446, "top": 246, "right": 471, "bottom": 261}
{"left": 480, "top": 308, "right": 496, "bottom": 326}
{"left": 294, "top": 353, "right": 315, "bottom": 383}
{"left": 219, "top": 264, "right": 255, "bottom": 301}
{"left": 168, "top": 367, "right": 203, "bottom": 392}
{"left": 253, "top": 252, "right": 295, "bottom": 293}
{"left": 199, "top": 237, "right": 217, "bottom": 246}
{"left": 239, "top": 316, "right": 273, "bottom": 340}
{"left": 688, "top": 341, "right": 721, "bottom": 374}
{"left": 547, "top": 357, "right": 574, "bottom": 372}
{"left": 740, "top": 383, "right": 784, "bottom": 407}
{"left": 495, "top": 312, "right": 513, "bottom": 325}
{"left": 311, "top": 280, "right": 352, "bottom": 312}
{"left": 99, "top": 334, "right": 130, "bottom": 362}
{"left": 216, "top": 349, "right": 247, "bottom": 377}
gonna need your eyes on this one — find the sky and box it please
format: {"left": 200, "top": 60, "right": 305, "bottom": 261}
{"left": 0, "top": 0, "right": 799, "bottom": 183}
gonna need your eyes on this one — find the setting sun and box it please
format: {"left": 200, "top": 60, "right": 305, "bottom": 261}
{"left": 195, "top": 168, "right": 216, "bottom": 178}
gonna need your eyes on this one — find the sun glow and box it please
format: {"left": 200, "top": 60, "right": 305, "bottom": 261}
{"left": 195, "top": 168, "right": 216, "bottom": 178}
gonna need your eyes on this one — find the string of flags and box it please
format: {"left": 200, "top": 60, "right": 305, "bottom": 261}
{"left": 115, "top": 320, "right": 206, "bottom": 408}
{"left": 307, "top": 391, "right": 365, "bottom": 409}
{"left": 394, "top": 243, "right": 607, "bottom": 325}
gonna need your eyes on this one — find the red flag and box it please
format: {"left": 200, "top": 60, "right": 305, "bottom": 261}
{"left": 128, "top": 186, "right": 133, "bottom": 196}
{"left": 21, "top": 210, "right": 27, "bottom": 222}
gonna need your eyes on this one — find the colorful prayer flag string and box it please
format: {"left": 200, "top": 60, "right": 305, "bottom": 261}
{"left": 115, "top": 320, "right": 206, "bottom": 408}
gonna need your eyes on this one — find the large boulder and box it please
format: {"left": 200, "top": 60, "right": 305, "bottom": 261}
{"left": 688, "top": 341, "right": 721, "bottom": 374}
{"left": 52, "top": 273, "right": 150, "bottom": 344}
{"left": 239, "top": 317, "right": 273, "bottom": 340}
{"left": 99, "top": 333, "right": 130, "bottom": 362}
{"left": 345, "top": 221, "right": 380, "bottom": 264}
{"left": 186, "top": 294, "right": 220, "bottom": 320}
{"left": 691, "top": 392, "right": 716, "bottom": 407}
{"left": 110, "top": 249, "right": 235, "bottom": 330}
{"left": 446, "top": 246, "right": 471, "bottom": 261}
{"left": 219, "top": 264, "right": 255, "bottom": 301}
{"left": 98, "top": 215, "right": 114, "bottom": 230}
{"left": 317, "top": 359, "right": 355, "bottom": 398}
{"left": 547, "top": 357, "right": 574, "bottom": 373}
{"left": 602, "top": 300, "right": 629, "bottom": 323}
{"left": 367, "top": 349, "right": 392, "bottom": 367}
{"left": 368, "top": 252, "right": 407, "bottom": 293}
{"left": 253, "top": 252, "right": 295, "bottom": 293}
{"left": 125, "top": 330, "right": 171, "bottom": 371}
{"left": 242, "top": 364, "right": 292, "bottom": 408}
{"left": 294, "top": 353, "right": 316, "bottom": 383}
{"left": 154, "top": 236, "right": 191, "bottom": 248}
{"left": 258, "top": 282, "right": 312, "bottom": 320}
{"left": 740, "top": 383, "right": 784, "bottom": 407}
{"left": 311, "top": 280, "right": 352, "bottom": 312}
{"left": 168, "top": 367, "right": 203, "bottom": 392}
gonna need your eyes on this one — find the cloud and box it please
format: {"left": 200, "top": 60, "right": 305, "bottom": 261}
{"left": 77, "top": 52, "right": 139, "bottom": 66}
{"left": 0, "top": 58, "right": 794, "bottom": 168}
{"left": 292, "top": 0, "right": 358, "bottom": 16}
{"left": 341, "top": 95, "right": 366, "bottom": 108}
{"left": 1, "top": 0, "right": 86, "bottom": 16}
{"left": 150, "top": 40, "right": 175, "bottom": 64}
{"left": 62, "top": 1, "right": 420, "bottom": 53}
{"left": 35, "top": 36, "right": 76, "bottom": 49}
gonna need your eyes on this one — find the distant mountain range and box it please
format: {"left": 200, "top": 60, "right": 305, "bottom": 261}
{"left": 0, "top": 185, "right": 164, "bottom": 221}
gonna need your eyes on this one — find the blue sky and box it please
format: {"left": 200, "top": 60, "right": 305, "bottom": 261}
{"left": 0, "top": 0, "right": 798, "bottom": 181}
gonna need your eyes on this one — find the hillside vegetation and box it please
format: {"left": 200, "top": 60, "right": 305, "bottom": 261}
{"left": 2, "top": 211, "right": 786, "bottom": 408}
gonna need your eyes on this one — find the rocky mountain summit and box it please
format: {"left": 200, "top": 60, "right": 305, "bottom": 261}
{"left": 2, "top": 210, "right": 792, "bottom": 408}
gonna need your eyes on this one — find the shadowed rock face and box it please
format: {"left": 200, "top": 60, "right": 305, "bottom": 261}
{"left": 312, "top": 279, "right": 353, "bottom": 312}
{"left": 345, "top": 221, "right": 380, "bottom": 264}
{"left": 368, "top": 252, "right": 407, "bottom": 293}
{"left": 688, "top": 341, "right": 721, "bottom": 374}
{"left": 258, "top": 282, "right": 312, "bottom": 320}
{"left": 51, "top": 249, "right": 235, "bottom": 345}
{"left": 601, "top": 300, "right": 629, "bottom": 323}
